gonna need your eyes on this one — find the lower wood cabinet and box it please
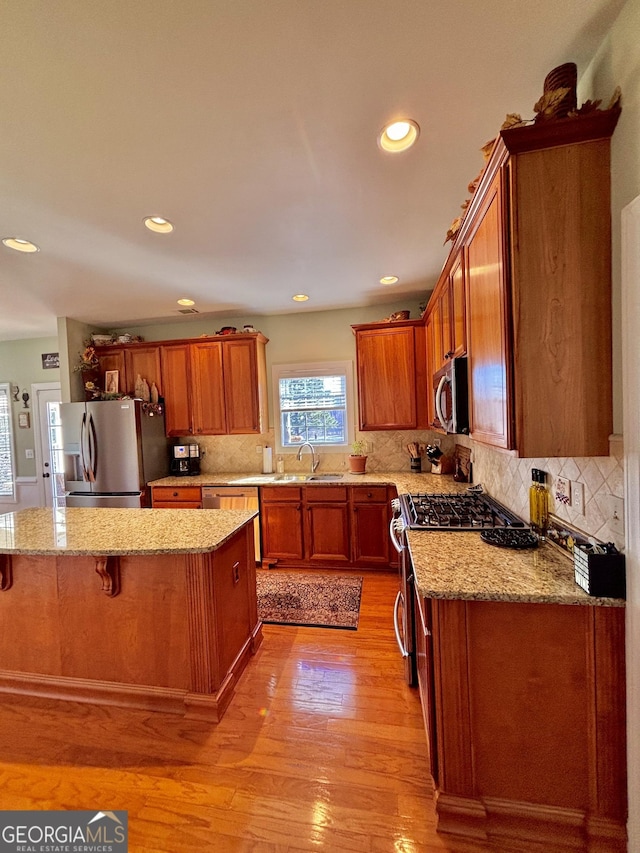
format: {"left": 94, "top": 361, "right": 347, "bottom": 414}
{"left": 351, "top": 485, "right": 391, "bottom": 566}
{"left": 261, "top": 484, "right": 394, "bottom": 569}
{"left": 414, "top": 592, "right": 627, "bottom": 851}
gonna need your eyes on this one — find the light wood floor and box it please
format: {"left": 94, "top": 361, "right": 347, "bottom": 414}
{"left": 0, "top": 571, "right": 493, "bottom": 852}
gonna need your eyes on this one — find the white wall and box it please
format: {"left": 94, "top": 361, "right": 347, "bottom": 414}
{"left": 581, "top": 1, "right": 640, "bottom": 845}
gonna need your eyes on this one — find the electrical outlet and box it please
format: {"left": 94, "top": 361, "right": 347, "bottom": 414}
{"left": 433, "top": 438, "right": 441, "bottom": 447}
{"left": 256, "top": 445, "right": 263, "bottom": 455}
{"left": 570, "top": 481, "right": 585, "bottom": 515}
{"left": 609, "top": 495, "right": 625, "bottom": 538}
{"left": 25, "top": 448, "right": 34, "bottom": 459}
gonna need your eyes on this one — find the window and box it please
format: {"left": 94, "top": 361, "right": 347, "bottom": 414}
{"left": 273, "top": 361, "right": 354, "bottom": 451}
{"left": 0, "top": 384, "right": 15, "bottom": 499}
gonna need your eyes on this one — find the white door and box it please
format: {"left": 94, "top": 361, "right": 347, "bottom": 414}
{"left": 32, "top": 383, "right": 64, "bottom": 507}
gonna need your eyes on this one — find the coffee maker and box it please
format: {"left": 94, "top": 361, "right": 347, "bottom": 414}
{"left": 170, "top": 443, "right": 201, "bottom": 476}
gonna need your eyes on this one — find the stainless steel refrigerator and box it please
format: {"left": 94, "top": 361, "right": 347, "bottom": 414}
{"left": 61, "top": 399, "right": 168, "bottom": 507}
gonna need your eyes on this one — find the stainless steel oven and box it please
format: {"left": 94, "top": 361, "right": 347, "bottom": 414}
{"left": 390, "top": 499, "right": 417, "bottom": 685}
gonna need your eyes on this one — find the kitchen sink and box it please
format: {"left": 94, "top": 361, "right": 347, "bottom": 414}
{"left": 307, "top": 473, "right": 344, "bottom": 481}
{"left": 273, "top": 474, "right": 309, "bottom": 482}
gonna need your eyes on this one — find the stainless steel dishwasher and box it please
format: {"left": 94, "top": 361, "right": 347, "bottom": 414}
{"left": 201, "top": 486, "right": 261, "bottom": 562}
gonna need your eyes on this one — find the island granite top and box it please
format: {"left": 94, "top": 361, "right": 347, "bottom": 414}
{"left": 0, "top": 507, "right": 257, "bottom": 556}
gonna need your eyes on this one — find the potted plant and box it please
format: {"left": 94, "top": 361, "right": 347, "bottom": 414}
{"left": 348, "top": 439, "right": 368, "bottom": 474}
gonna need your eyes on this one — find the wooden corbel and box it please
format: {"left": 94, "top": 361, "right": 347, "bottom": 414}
{"left": 94, "top": 555, "right": 120, "bottom": 597}
{"left": 0, "top": 555, "right": 12, "bottom": 591}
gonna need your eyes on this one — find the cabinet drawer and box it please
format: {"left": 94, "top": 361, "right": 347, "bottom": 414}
{"left": 152, "top": 501, "right": 202, "bottom": 509}
{"left": 261, "top": 486, "right": 302, "bottom": 502}
{"left": 152, "top": 486, "right": 202, "bottom": 503}
{"left": 351, "top": 485, "right": 388, "bottom": 503}
{"left": 305, "top": 485, "right": 348, "bottom": 502}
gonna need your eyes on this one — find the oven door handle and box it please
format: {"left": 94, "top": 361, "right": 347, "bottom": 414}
{"left": 389, "top": 517, "right": 404, "bottom": 554}
{"left": 393, "top": 590, "right": 410, "bottom": 658}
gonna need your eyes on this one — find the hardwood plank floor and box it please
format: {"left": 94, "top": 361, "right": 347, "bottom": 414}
{"left": 0, "top": 571, "right": 493, "bottom": 852}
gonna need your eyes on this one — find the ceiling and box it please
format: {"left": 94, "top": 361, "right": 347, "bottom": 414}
{"left": 0, "top": 0, "right": 625, "bottom": 341}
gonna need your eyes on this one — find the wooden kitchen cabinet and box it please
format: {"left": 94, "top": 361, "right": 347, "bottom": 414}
{"left": 305, "top": 486, "right": 351, "bottom": 565}
{"left": 190, "top": 340, "right": 227, "bottom": 435}
{"left": 416, "top": 594, "right": 627, "bottom": 850}
{"left": 260, "top": 486, "right": 305, "bottom": 562}
{"left": 427, "top": 248, "right": 467, "bottom": 377}
{"left": 95, "top": 346, "right": 126, "bottom": 394}
{"left": 125, "top": 345, "right": 162, "bottom": 396}
{"left": 261, "top": 483, "right": 393, "bottom": 570}
{"left": 160, "top": 343, "right": 193, "bottom": 437}
{"left": 445, "top": 110, "right": 620, "bottom": 457}
{"left": 151, "top": 485, "right": 202, "bottom": 509}
{"left": 465, "top": 170, "right": 512, "bottom": 448}
{"left": 352, "top": 320, "right": 428, "bottom": 431}
{"left": 158, "top": 333, "right": 269, "bottom": 437}
{"left": 351, "top": 485, "right": 391, "bottom": 566}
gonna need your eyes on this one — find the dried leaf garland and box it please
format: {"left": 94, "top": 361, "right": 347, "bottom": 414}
{"left": 500, "top": 113, "right": 528, "bottom": 130}
{"left": 608, "top": 86, "right": 622, "bottom": 110}
{"left": 533, "top": 87, "right": 571, "bottom": 121}
{"left": 444, "top": 217, "right": 462, "bottom": 245}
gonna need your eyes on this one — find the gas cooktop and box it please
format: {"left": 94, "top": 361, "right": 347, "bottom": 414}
{"left": 398, "top": 491, "right": 527, "bottom": 531}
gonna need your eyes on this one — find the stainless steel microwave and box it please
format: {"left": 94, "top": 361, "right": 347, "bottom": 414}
{"left": 432, "top": 357, "right": 469, "bottom": 434}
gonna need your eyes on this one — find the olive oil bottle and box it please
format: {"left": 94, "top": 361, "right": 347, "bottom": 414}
{"left": 529, "top": 469, "right": 549, "bottom": 538}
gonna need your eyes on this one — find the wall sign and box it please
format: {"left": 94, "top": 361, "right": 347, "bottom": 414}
{"left": 42, "top": 352, "right": 60, "bottom": 369}
{"left": 18, "top": 412, "right": 30, "bottom": 429}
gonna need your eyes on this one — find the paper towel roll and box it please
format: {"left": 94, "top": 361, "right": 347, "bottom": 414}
{"left": 262, "top": 446, "right": 273, "bottom": 474}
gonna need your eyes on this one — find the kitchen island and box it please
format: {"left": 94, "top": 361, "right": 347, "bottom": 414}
{"left": 408, "top": 530, "right": 627, "bottom": 851}
{"left": 0, "top": 507, "right": 262, "bottom": 721}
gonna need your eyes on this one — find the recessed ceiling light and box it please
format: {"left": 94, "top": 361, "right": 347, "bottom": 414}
{"left": 2, "top": 237, "right": 40, "bottom": 253}
{"left": 292, "top": 294, "right": 309, "bottom": 302}
{"left": 144, "top": 216, "right": 174, "bottom": 233}
{"left": 378, "top": 119, "right": 420, "bottom": 153}
{"left": 380, "top": 275, "right": 399, "bottom": 285}
{"left": 177, "top": 298, "right": 195, "bottom": 307}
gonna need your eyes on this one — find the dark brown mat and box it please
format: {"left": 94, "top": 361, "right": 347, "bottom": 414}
{"left": 256, "top": 571, "right": 363, "bottom": 630}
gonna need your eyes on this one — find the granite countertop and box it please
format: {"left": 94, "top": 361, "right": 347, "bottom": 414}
{"left": 408, "top": 530, "right": 625, "bottom": 608}
{"left": 149, "top": 471, "right": 469, "bottom": 494}
{"left": 0, "top": 507, "right": 257, "bottom": 556}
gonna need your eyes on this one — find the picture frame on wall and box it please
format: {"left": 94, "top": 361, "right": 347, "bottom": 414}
{"left": 105, "top": 370, "right": 119, "bottom": 394}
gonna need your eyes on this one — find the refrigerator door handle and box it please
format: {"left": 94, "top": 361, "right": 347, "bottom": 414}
{"left": 80, "top": 412, "right": 89, "bottom": 481}
{"left": 87, "top": 413, "right": 97, "bottom": 482}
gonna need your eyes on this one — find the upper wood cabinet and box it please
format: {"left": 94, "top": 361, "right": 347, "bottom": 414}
{"left": 98, "top": 333, "right": 268, "bottom": 438}
{"left": 352, "top": 320, "right": 428, "bottom": 431}
{"left": 427, "top": 248, "right": 467, "bottom": 376}
{"left": 429, "top": 109, "right": 620, "bottom": 457}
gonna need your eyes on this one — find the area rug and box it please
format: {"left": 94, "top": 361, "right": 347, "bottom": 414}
{"left": 256, "top": 571, "right": 363, "bottom": 630}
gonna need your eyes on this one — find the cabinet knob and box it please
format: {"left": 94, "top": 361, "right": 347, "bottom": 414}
{"left": 173, "top": 491, "right": 178, "bottom": 497}
{"left": 367, "top": 492, "right": 372, "bottom": 498}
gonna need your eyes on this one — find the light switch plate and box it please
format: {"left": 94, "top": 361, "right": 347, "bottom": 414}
{"left": 25, "top": 448, "right": 34, "bottom": 459}
{"left": 571, "top": 481, "right": 585, "bottom": 515}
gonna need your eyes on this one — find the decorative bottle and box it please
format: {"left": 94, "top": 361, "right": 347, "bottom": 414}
{"left": 276, "top": 455, "right": 285, "bottom": 474}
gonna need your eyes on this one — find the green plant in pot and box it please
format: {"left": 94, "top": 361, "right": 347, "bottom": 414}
{"left": 348, "top": 439, "right": 368, "bottom": 474}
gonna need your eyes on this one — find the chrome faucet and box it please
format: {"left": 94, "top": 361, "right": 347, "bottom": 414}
{"left": 296, "top": 441, "right": 319, "bottom": 472}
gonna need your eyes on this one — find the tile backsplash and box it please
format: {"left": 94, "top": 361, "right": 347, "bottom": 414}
{"left": 193, "top": 430, "right": 625, "bottom": 550}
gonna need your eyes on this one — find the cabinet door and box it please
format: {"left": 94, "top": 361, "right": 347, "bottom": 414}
{"left": 305, "top": 498, "right": 351, "bottom": 564}
{"left": 160, "top": 344, "right": 193, "bottom": 436}
{"left": 450, "top": 250, "right": 466, "bottom": 358}
{"left": 125, "top": 346, "right": 162, "bottom": 397}
{"left": 431, "top": 286, "right": 453, "bottom": 373}
{"left": 351, "top": 487, "right": 391, "bottom": 566}
{"left": 260, "top": 495, "right": 304, "bottom": 562}
{"left": 97, "top": 348, "right": 126, "bottom": 395}
{"left": 223, "top": 338, "right": 261, "bottom": 434}
{"left": 190, "top": 342, "right": 226, "bottom": 435}
{"left": 414, "top": 590, "right": 439, "bottom": 785}
{"left": 355, "top": 325, "right": 424, "bottom": 430}
{"left": 466, "top": 172, "right": 512, "bottom": 449}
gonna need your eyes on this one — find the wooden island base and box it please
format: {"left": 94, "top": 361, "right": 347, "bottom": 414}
{"left": 0, "top": 520, "right": 262, "bottom": 721}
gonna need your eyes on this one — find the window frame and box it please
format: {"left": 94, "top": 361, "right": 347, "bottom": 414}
{"left": 272, "top": 361, "right": 355, "bottom": 454}
{"left": 0, "top": 382, "right": 16, "bottom": 503}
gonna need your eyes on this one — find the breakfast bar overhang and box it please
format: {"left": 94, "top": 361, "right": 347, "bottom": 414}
{"left": 0, "top": 507, "right": 262, "bottom": 721}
